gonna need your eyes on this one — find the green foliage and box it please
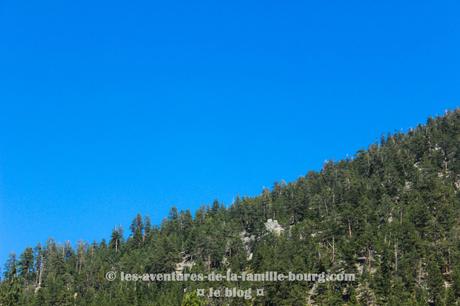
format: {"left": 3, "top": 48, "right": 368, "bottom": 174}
{"left": 2, "top": 109, "right": 460, "bottom": 305}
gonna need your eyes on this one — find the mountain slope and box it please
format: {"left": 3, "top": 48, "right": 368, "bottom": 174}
{"left": 1, "top": 109, "right": 460, "bottom": 305}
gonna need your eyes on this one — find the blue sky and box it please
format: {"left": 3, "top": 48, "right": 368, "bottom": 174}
{"left": 0, "top": 0, "right": 459, "bottom": 266}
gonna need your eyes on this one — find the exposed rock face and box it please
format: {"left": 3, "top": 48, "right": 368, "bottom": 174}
{"left": 404, "top": 181, "right": 412, "bottom": 191}
{"left": 239, "top": 230, "right": 255, "bottom": 261}
{"left": 175, "top": 254, "right": 195, "bottom": 273}
{"left": 265, "top": 219, "right": 284, "bottom": 236}
{"left": 454, "top": 177, "right": 460, "bottom": 191}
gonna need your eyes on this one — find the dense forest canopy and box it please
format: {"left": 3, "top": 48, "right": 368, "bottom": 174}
{"left": 1, "top": 109, "right": 460, "bottom": 305}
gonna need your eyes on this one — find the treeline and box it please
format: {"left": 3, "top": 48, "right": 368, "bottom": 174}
{"left": 1, "top": 109, "right": 460, "bottom": 305}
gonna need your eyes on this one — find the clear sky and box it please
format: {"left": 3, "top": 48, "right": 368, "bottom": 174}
{"left": 0, "top": 0, "right": 459, "bottom": 266}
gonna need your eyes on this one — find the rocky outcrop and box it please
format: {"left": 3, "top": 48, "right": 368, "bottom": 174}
{"left": 265, "top": 219, "right": 284, "bottom": 236}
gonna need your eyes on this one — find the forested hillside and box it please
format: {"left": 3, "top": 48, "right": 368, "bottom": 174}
{"left": 1, "top": 110, "right": 460, "bottom": 305}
